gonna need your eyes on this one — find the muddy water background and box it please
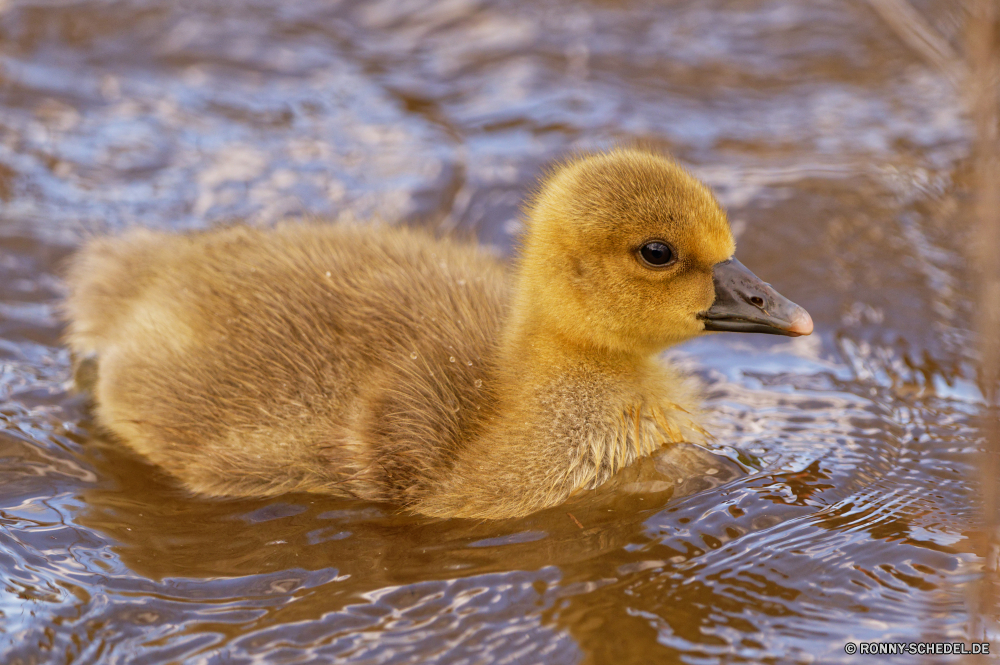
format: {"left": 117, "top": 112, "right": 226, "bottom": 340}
{"left": 0, "top": 0, "right": 988, "bottom": 663}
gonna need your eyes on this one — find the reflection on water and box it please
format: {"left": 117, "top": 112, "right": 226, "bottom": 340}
{"left": 0, "top": 0, "right": 984, "bottom": 662}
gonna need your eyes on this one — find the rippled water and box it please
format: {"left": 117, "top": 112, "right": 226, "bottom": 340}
{"left": 0, "top": 0, "right": 988, "bottom": 662}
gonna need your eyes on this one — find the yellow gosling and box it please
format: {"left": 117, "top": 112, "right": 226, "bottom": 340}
{"left": 62, "top": 147, "right": 812, "bottom": 519}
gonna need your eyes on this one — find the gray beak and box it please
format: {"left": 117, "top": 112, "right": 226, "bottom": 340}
{"left": 700, "top": 258, "right": 813, "bottom": 337}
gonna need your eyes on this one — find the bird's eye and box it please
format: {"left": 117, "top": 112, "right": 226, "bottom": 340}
{"left": 638, "top": 242, "right": 675, "bottom": 267}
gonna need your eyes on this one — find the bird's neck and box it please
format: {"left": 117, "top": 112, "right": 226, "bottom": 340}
{"left": 498, "top": 307, "right": 648, "bottom": 381}
{"left": 498, "top": 270, "right": 656, "bottom": 375}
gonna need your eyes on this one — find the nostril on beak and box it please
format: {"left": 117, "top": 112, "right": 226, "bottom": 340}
{"left": 749, "top": 296, "right": 765, "bottom": 308}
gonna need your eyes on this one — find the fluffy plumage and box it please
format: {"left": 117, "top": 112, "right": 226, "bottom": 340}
{"left": 64, "top": 148, "right": 738, "bottom": 519}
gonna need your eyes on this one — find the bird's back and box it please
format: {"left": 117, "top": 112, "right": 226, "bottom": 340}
{"left": 63, "top": 223, "right": 509, "bottom": 501}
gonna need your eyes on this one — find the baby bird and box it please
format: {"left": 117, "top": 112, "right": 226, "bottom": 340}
{"left": 63, "top": 148, "right": 812, "bottom": 519}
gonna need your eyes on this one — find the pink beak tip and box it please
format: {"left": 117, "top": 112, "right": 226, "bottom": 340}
{"left": 787, "top": 308, "right": 814, "bottom": 336}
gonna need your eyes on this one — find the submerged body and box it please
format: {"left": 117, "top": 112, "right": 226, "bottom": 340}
{"left": 64, "top": 148, "right": 811, "bottom": 519}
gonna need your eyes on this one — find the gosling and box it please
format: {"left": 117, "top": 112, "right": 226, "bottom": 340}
{"left": 63, "top": 147, "right": 812, "bottom": 519}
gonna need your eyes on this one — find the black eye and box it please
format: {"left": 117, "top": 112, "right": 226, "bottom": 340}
{"left": 639, "top": 242, "right": 675, "bottom": 267}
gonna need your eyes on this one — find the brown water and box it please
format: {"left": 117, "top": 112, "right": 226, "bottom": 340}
{"left": 0, "top": 0, "right": 988, "bottom": 663}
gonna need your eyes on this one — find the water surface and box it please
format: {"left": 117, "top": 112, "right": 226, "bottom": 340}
{"left": 0, "top": 0, "right": 985, "bottom": 662}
